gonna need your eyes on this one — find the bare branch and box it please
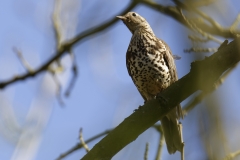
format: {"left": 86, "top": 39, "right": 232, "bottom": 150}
{"left": 183, "top": 62, "right": 239, "bottom": 116}
{"left": 185, "top": 0, "right": 216, "bottom": 8}
{"left": 56, "top": 129, "right": 113, "bottom": 160}
{"left": 52, "top": 0, "right": 64, "bottom": 68}
{"left": 0, "top": 1, "right": 138, "bottom": 90}
{"left": 81, "top": 38, "right": 240, "bottom": 160}
{"left": 179, "top": 123, "right": 184, "bottom": 160}
{"left": 66, "top": 1, "right": 138, "bottom": 46}
{"left": 223, "top": 150, "right": 240, "bottom": 160}
{"left": 65, "top": 51, "right": 78, "bottom": 97}
{"left": 188, "top": 35, "right": 210, "bottom": 43}
{"left": 182, "top": 91, "right": 207, "bottom": 116}
{"left": 52, "top": 0, "right": 62, "bottom": 47}
{"left": 230, "top": 13, "right": 240, "bottom": 35}
{"left": 184, "top": 48, "right": 217, "bottom": 53}
{"left": 1, "top": 0, "right": 238, "bottom": 90}
{"left": 144, "top": 142, "right": 149, "bottom": 160}
{"left": 51, "top": 73, "right": 65, "bottom": 106}
{"left": 155, "top": 126, "right": 164, "bottom": 160}
{"left": 59, "top": 124, "right": 165, "bottom": 160}
{"left": 79, "top": 128, "right": 90, "bottom": 153}
{"left": 140, "top": 0, "right": 239, "bottom": 38}
{"left": 214, "top": 63, "right": 239, "bottom": 88}
{"left": 178, "top": 8, "right": 222, "bottom": 44}
{"left": 13, "top": 48, "right": 33, "bottom": 73}
{"left": 173, "top": 0, "right": 222, "bottom": 31}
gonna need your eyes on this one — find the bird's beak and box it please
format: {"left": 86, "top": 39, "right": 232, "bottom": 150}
{"left": 116, "top": 16, "right": 126, "bottom": 21}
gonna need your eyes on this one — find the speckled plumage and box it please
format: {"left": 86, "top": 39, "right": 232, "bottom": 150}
{"left": 117, "top": 12, "right": 183, "bottom": 154}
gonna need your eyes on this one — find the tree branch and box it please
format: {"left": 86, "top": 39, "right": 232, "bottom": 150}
{"left": 56, "top": 129, "right": 113, "bottom": 160}
{"left": 0, "top": 1, "right": 138, "bottom": 90}
{"left": 154, "top": 126, "right": 164, "bottom": 160}
{"left": 79, "top": 128, "right": 90, "bottom": 153}
{"left": 13, "top": 48, "right": 34, "bottom": 73}
{"left": 223, "top": 150, "right": 240, "bottom": 160}
{"left": 140, "top": 0, "right": 240, "bottom": 38}
{"left": 0, "top": 0, "right": 238, "bottom": 90}
{"left": 173, "top": 0, "right": 222, "bottom": 31}
{"left": 144, "top": 142, "right": 149, "bottom": 160}
{"left": 81, "top": 38, "right": 240, "bottom": 160}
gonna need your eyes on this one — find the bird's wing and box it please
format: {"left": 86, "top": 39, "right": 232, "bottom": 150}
{"left": 157, "top": 39, "right": 183, "bottom": 119}
{"left": 157, "top": 39, "right": 178, "bottom": 82}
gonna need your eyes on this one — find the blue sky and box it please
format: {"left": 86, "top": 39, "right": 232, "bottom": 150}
{"left": 0, "top": 0, "right": 240, "bottom": 160}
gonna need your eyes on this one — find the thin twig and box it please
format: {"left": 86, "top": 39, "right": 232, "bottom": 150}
{"left": 178, "top": 8, "right": 222, "bottom": 44}
{"left": 223, "top": 150, "right": 240, "bottom": 160}
{"left": 230, "top": 13, "right": 240, "bottom": 35}
{"left": 183, "top": 62, "right": 239, "bottom": 116}
{"left": 51, "top": 73, "right": 65, "bottom": 106}
{"left": 144, "top": 142, "right": 149, "bottom": 160}
{"left": 1, "top": 0, "right": 239, "bottom": 90}
{"left": 213, "top": 63, "right": 239, "bottom": 89}
{"left": 179, "top": 123, "right": 184, "bottom": 160}
{"left": 12, "top": 47, "right": 33, "bottom": 73}
{"left": 184, "top": 47, "right": 217, "bottom": 53}
{"left": 188, "top": 35, "right": 210, "bottom": 43}
{"left": 65, "top": 50, "right": 78, "bottom": 97}
{"left": 174, "top": 2, "right": 222, "bottom": 44}
{"left": 155, "top": 125, "right": 164, "bottom": 160}
{"left": 56, "top": 128, "right": 113, "bottom": 160}
{"left": 52, "top": 0, "right": 67, "bottom": 69}
{"left": 0, "top": 1, "right": 138, "bottom": 89}
{"left": 182, "top": 91, "right": 207, "bottom": 116}
{"left": 66, "top": 1, "right": 138, "bottom": 46}
{"left": 186, "top": 0, "right": 216, "bottom": 8}
{"left": 140, "top": 0, "right": 239, "bottom": 38}
{"left": 173, "top": 0, "right": 222, "bottom": 31}
{"left": 58, "top": 124, "right": 164, "bottom": 160}
{"left": 52, "top": 0, "right": 62, "bottom": 47}
{"left": 79, "top": 128, "right": 90, "bottom": 153}
{"left": 199, "top": 112, "right": 215, "bottom": 160}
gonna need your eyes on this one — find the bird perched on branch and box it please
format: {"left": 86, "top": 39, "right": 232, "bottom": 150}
{"left": 117, "top": 12, "right": 184, "bottom": 155}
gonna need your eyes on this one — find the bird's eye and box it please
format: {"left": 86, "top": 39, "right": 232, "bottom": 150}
{"left": 132, "top": 13, "right": 136, "bottom": 16}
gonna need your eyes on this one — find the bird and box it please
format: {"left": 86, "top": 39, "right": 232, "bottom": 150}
{"left": 117, "top": 12, "right": 184, "bottom": 154}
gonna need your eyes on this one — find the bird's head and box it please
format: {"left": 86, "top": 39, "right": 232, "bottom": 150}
{"left": 117, "top": 12, "right": 153, "bottom": 34}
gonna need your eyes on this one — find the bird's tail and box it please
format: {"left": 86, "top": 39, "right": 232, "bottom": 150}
{"left": 161, "top": 109, "right": 183, "bottom": 154}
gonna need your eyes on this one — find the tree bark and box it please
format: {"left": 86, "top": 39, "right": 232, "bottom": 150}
{"left": 81, "top": 39, "right": 240, "bottom": 160}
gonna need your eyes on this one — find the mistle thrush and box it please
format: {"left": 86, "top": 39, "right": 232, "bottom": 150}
{"left": 117, "top": 12, "right": 184, "bottom": 154}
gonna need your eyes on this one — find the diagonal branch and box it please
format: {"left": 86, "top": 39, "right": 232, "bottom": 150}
{"left": 177, "top": 8, "right": 222, "bottom": 44}
{"left": 183, "top": 61, "right": 239, "bottom": 115}
{"left": 52, "top": 0, "right": 62, "bottom": 47}
{"left": 13, "top": 48, "right": 34, "bottom": 73}
{"left": 65, "top": 50, "right": 78, "bottom": 97}
{"left": 230, "top": 13, "right": 240, "bottom": 35}
{"left": 1, "top": 0, "right": 238, "bottom": 90}
{"left": 172, "top": 0, "right": 222, "bottom": 31}
{"left": 154, "top": 125, "right": 164, "bottom": 160}
{"left": 56, "top": 129, "right": 113, "bottom": 160}
{"left": 0, "top": 1, "right": 138, "bottom": 90}
{"left": 139, "top": 0, "right": 240, "bottom": 38}
{"left": 144, "top": 142, "right": 149, "bottom": 160}
{"left": 223, "top": 150, "right": 240, "bottom": 160}
{"left": 79, "top": 128, "right": 90, "bottom": 153}
{"left": 81, "top": 38, "right": 240, "bottom": 160}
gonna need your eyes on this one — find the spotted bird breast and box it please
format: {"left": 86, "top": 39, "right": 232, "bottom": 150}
{"left": 126, "top": 32, "right": 172, "bottom": 101}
